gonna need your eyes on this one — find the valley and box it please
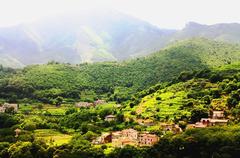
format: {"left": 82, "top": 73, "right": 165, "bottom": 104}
{"left": 1, "top": 38, "right": 240, "bottom": 157}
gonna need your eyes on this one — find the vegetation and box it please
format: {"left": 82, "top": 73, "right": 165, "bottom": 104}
{"left": 2, "top": 39, "right": 240, "bottom": 157}
{"left": 1, "top": 38, "right": 240, "bottom": 104}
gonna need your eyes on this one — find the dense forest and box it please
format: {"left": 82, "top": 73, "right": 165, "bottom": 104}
{"left": 1, "top": 38, "right": 240, "bottom": 104}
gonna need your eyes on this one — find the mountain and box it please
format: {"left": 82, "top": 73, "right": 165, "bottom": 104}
{"left": 1, "top": 8, "right": 240, "bottom": 69}
{"left": 173, "top": 22, "right": 240, "bottom": 43}
{"left": 0, "top": 10, "right": 175, "bottom": 68}
{"left": 1, "top": 38, "right": 240, "bottom": 102}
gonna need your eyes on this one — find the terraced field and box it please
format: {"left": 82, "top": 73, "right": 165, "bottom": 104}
{"left": 34, "top": 129, "right": 72, "bottom": 146}
{"left": 134, "top": 83, "right": 191, "bottom": 120}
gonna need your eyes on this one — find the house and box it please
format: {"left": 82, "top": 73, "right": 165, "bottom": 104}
{"left": 193, "top": 122, "right": 208, "bottom": 128}
{"left": 211, "top": 111, "right": 225, "bottom": 119}
{"left": 112, "top": 129, "right": 138, "bottom": 147}
{"left": 0, "top": 106, "right": 5, "bottom": 113}
{"left": 105, "top": 115, "right": 117, "bottom": 121}
{"left": 122, "top": 128, "right": 138, "bottom": 140}
{"left": 94, "top": 99, "right": 106, "bottom": 106}
{"left": 192, "top": 109, "right": 228, "bottom": 128}
{"left": 75, "top": 102, "right": 94, "bottom": 108}
{"left": 160, "top": 123, "right": 182, "bottom": 134}
{"left": 193, "top": 118, "right": 228, "bottom": 128}
{"left": 120, "top": 138, "right": 136, "bottom": 147}
{"left": 208, "top": 119, "right": 228, "bottom": 126}
{"left": 92, "top": 133, "right": 112, "bottom": 144}
{"left": 0, "top": 103, "right": 18, "bottom": 113}
{"left": 112, "top": 131, "right": 122, "bottom": 142}
{"left": 172, "top": 124, "right": 183, "bottom": 133}
{"left": 138, "top": 133, "right": 159, "bottom": 146}
{"left": 14, "top": 128, "right": 21, "bottom": 137}
{"left": 161, "top": 123, "right": 175, "bottom": 131}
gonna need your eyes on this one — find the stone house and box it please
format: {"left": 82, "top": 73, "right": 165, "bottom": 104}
{"left": 161, "top": 123, "right": 175, "bottom": 131}
{"left": 211, "top": 111, "right": 225, "bottom": 119}
{"left": 138, "top": 133, "right": 159, "bottom": 146}
{"left": 92, "top": 133, "right": 112, "bottom": 144}
{"left": 160, "top": 123, "right": 182, "bottom": 134}
{"left": 120, "top": 138, "right": 136, "bottom": 147}
{"left": 112, "top": 131, "right": 122, "bottom": 140}
{"left": 201, "top": 118, "right": 228, "bottom": 126}
{"left": 193, "top": 118, "right": 228, "bottom": 128}
{"left": 75, "top": 102, "right": 94, "bottom": 108}
{"left": 192, "top": 122, "right": 208, "bottom": 128}
{"left": 192, "top": 110, "right": 228, "bottom": 128}
{"left": 0, "top": 106, "right": 5, "bottom": 113}
{"left": 94, "top": 99, "right": 106, "bottom": 106}
{"left": 0, "top": 103, "right": 18, "bottom": 113}
{"left": 122, "top": 128, "right": 138, "bottom": 140}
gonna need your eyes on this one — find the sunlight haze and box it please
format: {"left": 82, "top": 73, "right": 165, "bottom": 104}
{"left": 0, "top": 0, "right": 239, "bottom": 29}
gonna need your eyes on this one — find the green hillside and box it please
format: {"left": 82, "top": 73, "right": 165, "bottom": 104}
{"left": 124, "top": 62, "right": 240, "bottom": 125}
{"left": 1, "top": 38, "right": 240, "bottom": 103}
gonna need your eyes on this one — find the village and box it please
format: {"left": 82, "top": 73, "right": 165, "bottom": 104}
{"left": 0, "top": 100, "right": 229, "bottom": 148}
{"left": 92, "top": 128, "right": 159, "bottom": 147}
{"left": 92, "top": 109, "right": 229, "bottom": 147}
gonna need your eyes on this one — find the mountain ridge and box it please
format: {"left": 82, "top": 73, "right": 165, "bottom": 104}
{"left": 1, "top": 10, "right": 240, "bottom": 68}
{"left": 0, "top": 11, "right": 175, "bottom": 68}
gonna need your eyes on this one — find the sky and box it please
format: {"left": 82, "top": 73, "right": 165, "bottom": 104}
{"left": 0, "top": 0, "right": 239, "bottom": 29}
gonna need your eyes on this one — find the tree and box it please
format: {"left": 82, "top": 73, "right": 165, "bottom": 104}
{"left": 202, "top": 95, "right": 211, "bottom": 104}
{"left": 178, "top": 71, "right": 193, "bottom": 82}
{"left": 5, "top": 106, "right": 16, "bottom": 115}
{"left": 0, "top": 113, "right": 19, "bottom": 128}
{"left": 55, "top": 96, "right": 63, "bottom": 106}
{"left": 8, "top": 141, "right": 33, "bottom": 158}
{"left": 190, "top": 107, "right": 208, "bottom": 123}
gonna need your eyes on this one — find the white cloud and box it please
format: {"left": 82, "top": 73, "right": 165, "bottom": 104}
{"left": 0, "top": 0, "right": 239, "bottom": 29}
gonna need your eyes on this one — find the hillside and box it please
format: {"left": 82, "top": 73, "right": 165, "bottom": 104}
{"left": 1, "top": 38, "right": 240, "bottom": 103}
{"left": 123, "top": 62, "right": 240, "bottom": 126}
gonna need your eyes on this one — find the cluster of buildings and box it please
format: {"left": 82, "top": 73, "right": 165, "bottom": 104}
{"left": 190, "top": 111, "right": 228, "bottom": 128}
{"left": 75, "top": 99, "right": 106, "bottom": 108}
{"left": 0, "top": 103, "right": 18, "bottom": 113}
{"left": 92, "top": 128, "right": 159, "bottom": 147}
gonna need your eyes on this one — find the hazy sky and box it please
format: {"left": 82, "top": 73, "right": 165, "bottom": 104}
{"left": 0, "top": 0, "right": 239, "bottom": 29}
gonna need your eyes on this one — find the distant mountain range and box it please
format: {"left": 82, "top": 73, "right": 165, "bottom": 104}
{"left": 173, "top": 22, "right": 240, "bottom": 43}
{"left": 0, "top": 10, "right": 240, "bottom": 68}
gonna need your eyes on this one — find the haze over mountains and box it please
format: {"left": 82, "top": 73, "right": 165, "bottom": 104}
{"left": 0, "top": 10, "right": 240, "bottom": 68}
